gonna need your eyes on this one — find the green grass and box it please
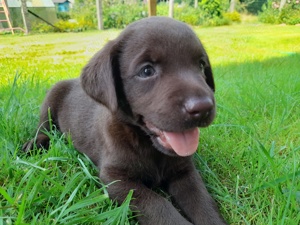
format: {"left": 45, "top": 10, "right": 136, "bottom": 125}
{"left": 0, "top": 24, "right": 300, "bottom": 224}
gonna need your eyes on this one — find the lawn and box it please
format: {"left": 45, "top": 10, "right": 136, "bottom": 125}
{"left": 0, "top": 23, "right": 300, "bottom": 224}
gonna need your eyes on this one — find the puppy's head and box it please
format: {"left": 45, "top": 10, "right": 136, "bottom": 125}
{"left": 81, "top": 17, "right": 215, "bottom": 157}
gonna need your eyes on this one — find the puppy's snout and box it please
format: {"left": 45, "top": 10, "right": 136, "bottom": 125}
{"left": 184, "top": 97, "right": 214, "bottom": 119}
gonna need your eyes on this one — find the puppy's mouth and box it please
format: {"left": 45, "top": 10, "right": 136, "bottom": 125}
{"left": 144, "top": 121, "right": 199, "bottom": 157}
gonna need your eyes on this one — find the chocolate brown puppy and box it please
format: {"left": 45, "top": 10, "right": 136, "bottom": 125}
{"left": 23, "top": 17, "right": 227, "bottom": 225}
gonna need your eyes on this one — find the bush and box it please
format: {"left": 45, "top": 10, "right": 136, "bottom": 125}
{"left": 157, "top": 2, "right": 233, "bottom": 26}
{"left": 200, "top": 0, "right": 222, "bottom": 19}
{"left": 70, "top": 0, "right": 97, "bottom": 30}
{"left": 198, "top": 0, "right": 235, "bottom": 26}
{"left": 156, "top": 2, "right": 169, "bottom": 16}
{"left": 170, "top": 3, "right": 203, "bottom": 25}
{"left": 279, "top": 2, "right": 300, "bottom": 24}
{"left": 33, "top": 1, "right": 241, "bottom": 33}
{"left": 258, "top": 3, "right": 280, "bottom": 24}
{"left": 31, "top": 19, "right": 92, "bottom": 33}
{"left": 103, "top": 2, "right": 147, "bottom": 29}
{"left": 223, "top": 11, "right": 242, "bottom": 22}
{"left": 57, "top": 12, "right": 71, "bottom": 21}
{"left": 54, "top": 19, "right": 88, "bottom": 32}
{"left": 31, "top": 22, "right": 54, "bottom": 33}
{"left": 259, "top": 0, "right": 300, "bottom": 25}
{"left": 203, "top": 16, "right": 232, "bottom": 26}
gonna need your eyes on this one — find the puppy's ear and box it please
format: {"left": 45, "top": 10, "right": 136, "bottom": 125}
{"left": 205, "top": 58, "right": 215, "bottom": 92}
{"left": 81, "top": 40, "right": 120, "bottom": 112}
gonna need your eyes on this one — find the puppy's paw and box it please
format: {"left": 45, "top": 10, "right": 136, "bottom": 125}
{"left": 22, "top": 134, "right": 50, "bottom": 152}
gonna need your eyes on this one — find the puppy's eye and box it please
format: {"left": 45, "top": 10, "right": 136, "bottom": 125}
{"left": 199, "top": 60, "right": 205, "bottom": 73}
{"left": 139, "top": 65, "right": 156, "bottom": 78}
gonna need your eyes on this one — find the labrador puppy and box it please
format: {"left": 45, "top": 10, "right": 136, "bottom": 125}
{"left": 23, "top": 17, "right": 227, "bottom": 225}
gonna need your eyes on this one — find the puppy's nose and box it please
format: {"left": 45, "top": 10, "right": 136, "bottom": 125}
{"left": 184, "top": 97, "right": 214, "bottom": 118}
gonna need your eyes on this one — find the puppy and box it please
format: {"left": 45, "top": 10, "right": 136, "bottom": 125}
{"left": 23, "top": 17, "right": 227, "bottom": 225}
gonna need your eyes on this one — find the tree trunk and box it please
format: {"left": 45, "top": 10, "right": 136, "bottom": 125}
{"left": 169, "top": 0, "right": 174, "bottom": 18}
{"left": 279, "top": 0, "right": 286, "bottom": 11}
{"left": 96, "top": 0, "right": 103, "bottom": 30}
{"left": 229, "top": 0, "right": 235, "bottom": 12}
{"left": 194, "top": 0, "right": 198, "bottom": 8}
{"left": 148, "top": 0, "right": 156, "bottom": 16}
{"left": 20, "top": 0, "right": 30, "bottom": 34}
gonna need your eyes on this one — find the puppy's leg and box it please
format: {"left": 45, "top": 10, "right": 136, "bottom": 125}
{"left": 168, "top": 167, "right": 227, "bottom": 225}
{"left": 22, "top": 134, "right": 50, "bottom": 152}
{"left": 100, "top": 168, "right": 193, "bottom": 225}
{"left": 22, "top": 106, "right": 53, "bottom": 152}
{"left": 22, "top": 80, "right": 74, "bottom": 152}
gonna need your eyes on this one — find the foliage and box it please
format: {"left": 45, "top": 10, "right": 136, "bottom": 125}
{"left": 70, "top": 0, "right": 97, "bottom": 29}
{"left": 279, "top": 1, "right": 300, "bottom": 24}
{"left": 57, "top": 11, "right": 71, "bottom": 21}
{"left": 259, "top": 0, "right": 300, "bottom": 24}
{"left": 245, "top": 0, "right": 268, "bottom": 14}
{"left": 175, "top": 0, "right": 195, "bottom": 6}
{"left": 198, "top": 0, "right": 238, "bottom": 26}
{"left": 258, "top": 2, "right": 280, "bottom": 23}
{"left": 203, "top": 15, "right": 232, "bottom": 26}
{"left": 223, "top": 11, "right": 242, "bottom": 22}
{"left": 54, "top": 19, "right": 91, "bottom": 32}
{"left": 158, "top": 3, "right": 202, "bottom": 25}
{"left": 157, "top": 2, "right": 236, "bottom": 26}
{"left": 31, "top": 19, "right": 91, "bottom": 33}
{"left": 31, "top": 0, "right": 242, "bottom": 33}
{"left": 103, "top": 2, "right": 147, "bottom": 29}
{"left": 32, "top": 0, "right": 96, "bottom": 33}
{"left": 31, "top": 21, "right": 54, "bottom": 33}
{"left": 200, "top": 0, "right": 223, "bottom": 18}
{"left": 70, "top": 0, "right": 149, "bottom": 29}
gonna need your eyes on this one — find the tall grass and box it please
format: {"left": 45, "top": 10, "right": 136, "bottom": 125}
{"left": 0, "top": 24, "right": 300, "bottom": 224}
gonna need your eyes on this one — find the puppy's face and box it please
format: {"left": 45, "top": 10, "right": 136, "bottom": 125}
{"left": 81, "top": 17, "right": 216, "bottom": 157}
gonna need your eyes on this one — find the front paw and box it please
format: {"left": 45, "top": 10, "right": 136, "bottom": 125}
{"left": 22, "top": 134, "right": 50, "bottom": 152}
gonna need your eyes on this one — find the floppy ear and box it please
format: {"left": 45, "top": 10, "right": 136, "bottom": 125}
{"left": 204, "top": 58, "right": 215, "bottom": 92}
{"left": 80, "top": 40, "right": 120, "bottom": 112}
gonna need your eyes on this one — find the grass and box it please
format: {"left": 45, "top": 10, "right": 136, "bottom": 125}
{"left": 0, "top": 23, "right": 300, "bottom": 224}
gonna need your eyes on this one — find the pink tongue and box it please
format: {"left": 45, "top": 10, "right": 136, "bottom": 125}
{"left": 163, "top": 128, "right": 199, "bottom": 156}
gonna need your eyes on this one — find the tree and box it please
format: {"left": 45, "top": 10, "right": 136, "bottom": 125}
{"left": 169, "top": 0, "right": 174, "bottom": 17}
{"left": 148, "top": 0, "right": 156, "bottom": 16}
{"left": 229, "top": 0, "right": 236, "bottom": 12}
{"left": 96, "top": 0, "right": 103, "bottom": 30}
{"left": 279, "top": 0, "right": 286, "bottom": 10}
{"left": 20, "top": 0, "right": 30, "bottom": 34}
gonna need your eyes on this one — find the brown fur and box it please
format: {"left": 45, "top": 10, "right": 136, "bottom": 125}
{"left": 23, "top": 17, "right": 227, "bottom": 225}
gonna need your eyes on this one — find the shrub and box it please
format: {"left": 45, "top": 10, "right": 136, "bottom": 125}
{"left": 203, "top": 15, "right": 232, "bottom": 26}
{"left": 57, "top": 12, "right": 71, "bottom": 21}
{"left": 200, "top": 0, "right": 222, "bottom": 19}
{"left": 279, "top": 2, "right": 300, "bottom": 24}
{"left": 103, "top": 2, "right": 147, "bottom": 29}
{"left": 34, "top": 1, "right": 240, "bottom": 33}
{"left": 54, "top": 19, "right": 88, "bottom": 32}
{"left": 198, "top": 0, "right": 234, "bottom": 26}
{"left": 157, "top": 2, "right": 233, "bottom": 26}
{"left": 173, "top": 3, "right": 203, "bottom": 25}
{"left": 259, "top": 0, "right": 300, "bottom": 25}
{"left": 31, "top": 22, "right": 54, "bottom": 33}
{"left": 157, "top": 2, "right": 169, "bottom": 16}
{"left": 223, "top": 11, "right": 242, "bottom": 22}
{"left": 258, "top": 1, "right": 281, "bottom": 24}
{"left": 70, "top": 0, "right": 97, "bottom": 30}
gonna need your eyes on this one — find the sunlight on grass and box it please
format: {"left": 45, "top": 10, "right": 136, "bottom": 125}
{"left": 196, "top": 24, "right": 300, "bottom": 66}
{"left": 0, "top": 30, "right": 120, "bottom": 86}
{"left": 1, "top": 24, "right": 300, "bottom": 224}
